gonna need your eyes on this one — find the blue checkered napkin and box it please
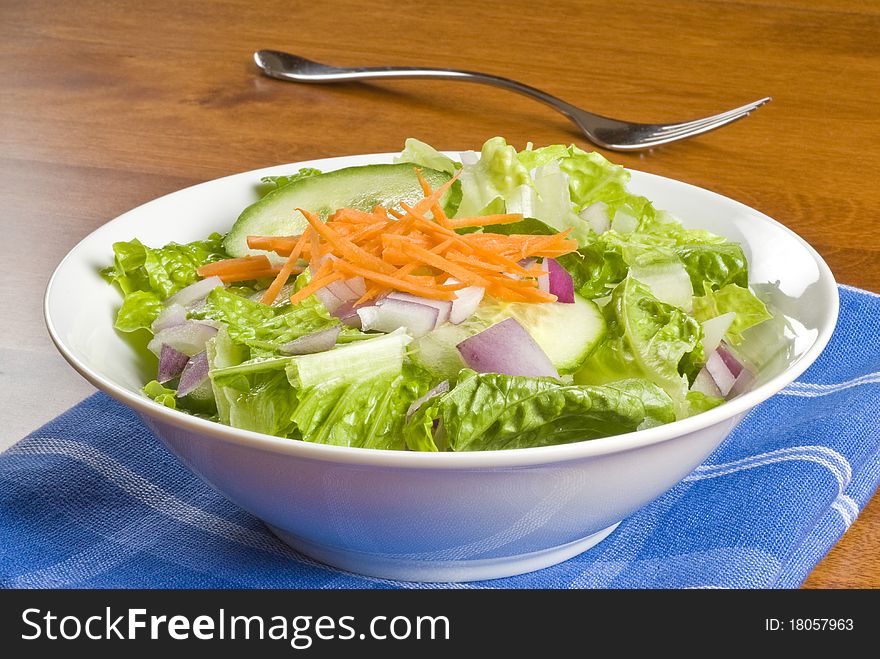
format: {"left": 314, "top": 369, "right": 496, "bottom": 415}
{"left": 1, "top": 284, "right": 878, "bottom": 589}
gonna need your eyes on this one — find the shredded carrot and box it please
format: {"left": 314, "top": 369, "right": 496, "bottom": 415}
{"left": 220, "top": 167, "right": 576, "bottom": 308}
{"left": 288, "top": 270, "right": 345, "bottom": 306}
{"left": 197, "top": 255, "right": 273, "bottom": 277}
{"left": 332, "top": 259, "right": 458, "bottom": 300}
{"left": 446, "top": 214, "right": 523, "bottom": 229}
{"left": 416, "top": 170, "right": 452, "bottom": 229}
{"left": 246, "top": 235, "right": 299, "bottom": 256}
{"left": 260, "top": 232, "right": 309, "bottom": 305}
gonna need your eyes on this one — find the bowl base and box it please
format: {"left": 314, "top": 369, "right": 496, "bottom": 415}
{"left": 266, "top": 522, "right": 621, "bottom": 583}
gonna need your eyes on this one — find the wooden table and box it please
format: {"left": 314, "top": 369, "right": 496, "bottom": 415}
{"left": 1, "top": 0, "right": 877, "bottom": 588}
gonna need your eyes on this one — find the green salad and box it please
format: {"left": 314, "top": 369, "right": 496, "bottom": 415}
{"left": 103, "top": 137, "right": 771, "bottom": 451}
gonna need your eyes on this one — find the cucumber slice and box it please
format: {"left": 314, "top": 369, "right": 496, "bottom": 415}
{"left": 411, "top": 294, "right": 606, "bottom": 378}
{"left": 409, "top": 321, "right": 481, "bottom": 381}
{"left": 224, "top": 164, "right": 452, "bottom": 258}
{"left": 475, "top": 295, "right": 606, "bottom": 374}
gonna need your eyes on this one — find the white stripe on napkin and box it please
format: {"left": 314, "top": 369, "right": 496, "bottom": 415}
{"left": 9, "top": 438, "right": 472, "bottom": 589}
{"left": 781, "top": 372, "right": 880, "bottom": 398}
{"left": 685, "top": 445, "right": 856, "bottom": 527}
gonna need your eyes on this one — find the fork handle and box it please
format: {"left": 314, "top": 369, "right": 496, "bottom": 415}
{"left": 254, "top": 50, "right": 583, "bottom": 119}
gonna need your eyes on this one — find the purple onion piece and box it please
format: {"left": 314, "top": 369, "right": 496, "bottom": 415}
{"left": 147, "top": 321, "right": 218, "bottom": 358}
{"left": 176, "top": 351, "right": 209, "bottom": 397}
{"left": 728, "top": 368, "right": 755, "bottom": 399}
{"left": 705, "top": 350, "right": 737, "bottom": 396}
{"left": 547, "top": 258, "right": 574, "bottom": 303}
{"left": 151, "top": 303, "right": 188, "bottom": 333}
{"left": 357, "top": 298, "right": 439, "bottom": 338}
{"left": 326, "top": 278, "right": 360, "bottom": 303}
{"left": 315, "top": 286, "right": 344, "bottom": 313}
{"left": 406, "top": 380, "right": 450, "bottom": 420}
{"left": 346, "top": 276, "right": 367, "bottom": 297}
{"left": 384, "top": 292, "right": 452, "bottom": 327}
{"left": 166, "top": 276, "right": 223, "bottom": 307}
{"left": 536, "top": 259, "right": 551, "bottom": 293}
{"left": 457, "top": 318, "right": 559, "bottom": 378}
{"left": 692, "top": 367, "right": 722, "bottom": 398}
{"left": 158, "top": 344, "right": 190, "bottom": 383}
{"left": 331, "top": 300, "right": 365, "bottom": 328}
{"left": 717, "top": 343, "right": 744, "bottom": 378}
{"left": 281, "top": 326, "right": 341, "bottom": 355}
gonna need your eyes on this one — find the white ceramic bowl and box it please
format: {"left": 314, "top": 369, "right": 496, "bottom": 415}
{"left": 45, "top": 152, "right": 838, "bottom": 582}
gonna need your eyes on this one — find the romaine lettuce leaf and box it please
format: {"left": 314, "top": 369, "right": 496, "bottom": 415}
{"left": 192, "top": 286, "right": 339, "bottom": 356}
{"left": 114, "top": 290, "right": 164, "bottom": 332}
{"left": 692, "top": 283, "right": 772, "bottom": 345}
{"left": 684, "top": 390, "right": 725, "bottom": 415}
{"left": 674, "top": 243, "right": 749, "bottom": 295}
{"left": 396, "top": 138, "right": 458, "bottom": 175}
{"left": 290, "top": 363, "right": 433, "bottom": 450}
{"left": 403, "top": 370, "right": 673, "bottom": 452}
{"left": 143, "top": 380, "right": 177, "bottom": 409}
{"left": 103, "top": 233, "right": 227, "bottom": 331}
{"left": 455, "top": 137, "right": 532, "bottom": 218}
{"left": 259, "top": 168, "right": 322, "bottom": 195}
{"left": 574, "top": 277, "right": 702, "bottom": 415}
{"left": 206, "top": 328, "right": 429, "bottom": 448}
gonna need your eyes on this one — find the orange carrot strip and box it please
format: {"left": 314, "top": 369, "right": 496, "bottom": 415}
{"left": 407, "top": 168, "right": 460, "bottom": 216}
{"left": 447, "top": 213, "right": 523, "bottom": 229}
{"left": 394, "top": 241, "right": 491, "bottom": 288}
{"left": 260, "top": 232, "right": 309, "bottom": 305}
{"left": 416, "top": 170, "right": 452, "bottom": 229}
{"left": 358, "top": 238, "right": 455, "bottom": 303}
{"left": 387, "top": 207, "right": 405, "bottom": 219}
{"left": 298, "top": 208, "right": 396, "bottom": 274}
{"left": 197, "top": 255, "right": 273, "bottom": 277}
{"left": 288, "top": 270, "right": 345, "bottom": 306}
{"left": 246, "top": 235, "right": 300, "bottom": 255}
{"left": 217, "top": 266, "right": 285, "bottom": 283}
{"left": 332, "top": 260, "right": 458, "bottom": 300}
{"left": 307, "top": 226, "right": 322, "bottom": 271}
{"left": 330, "top": 208, "right": 380, "bottom": 224}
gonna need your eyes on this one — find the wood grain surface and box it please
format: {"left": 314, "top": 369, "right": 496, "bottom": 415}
{"left": 1, "top": 0, "right": 877, "bottom": 587}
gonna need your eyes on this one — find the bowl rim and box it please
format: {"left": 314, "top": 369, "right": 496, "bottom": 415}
{"left": 44, "top": 152, "right": 840, "bottom": 469}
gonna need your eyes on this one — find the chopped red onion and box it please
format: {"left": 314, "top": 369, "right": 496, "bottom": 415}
{"left": 326, "top": 278, "right": 359, "bottom": 303}
{"left": 176, "top": 351, "right": 209, "bottom": 397}
{"left": 717, "top": 343, "right": 744, "bottom": 378}
{"left": 357, "top": 298, "right": 439, "bottom": 338}
{"left": 385, "top": 292, "right": 451, "bottom": 327}
{"left": 406, "top": 380, "right": 450, "bottom": 420}
{"left": 446, "top": 278, "right": 485, "bottom": 324}
{"left": 151, "top": 303, "right": 188, "bottom": 333}
{"left": 537, "top": 259, "right": 551, "bottom": 293}
{"left": 346, "top": 276, "right": 367, "bottom": 297}
{"left": 457, "top": 318, "right": 559, "bottom": 378}
{"left": 281, "top": 326, "right": 341, "bottom": 355}
{"left": 165, "top": 276, "right": 223, "bottom": 307}
{"left": 728, "top": 369, "right": 755, "bottom": 398}
{"left": 692, "top": 367, "right": 722, "bottom": 398}
{"left": 315, "top": 286, "right": 344, "bottom": 313}
{"left": 158, "top": 344, "right": 189, "bottom": 383}
{"left": 330, "top": 300, "right": 364, "bottom": 328}
{"left": 705, "top": 350, "right": 737, "bottom": 396}
{"left": 547, "top": 258, "right": 574, "bottom": 303}
{"left": 148, "top": 321, "right": 218, "bottom": 358}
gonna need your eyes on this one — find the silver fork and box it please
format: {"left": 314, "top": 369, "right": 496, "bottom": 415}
{"left": 254, "top": 50, "right": 770, "bottom": 152}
